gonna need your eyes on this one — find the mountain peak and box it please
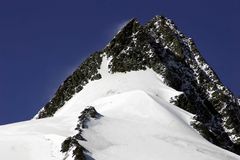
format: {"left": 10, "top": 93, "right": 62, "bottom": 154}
{"left": 115, "top": 18, "right": 140, "bottom": 35}
{"left": 124, "top": 18, "right": 139, "bottom": 26}
{"left": 149, "top": 15, "right": 179, "bottom": 31}
{"left": 105, "top": 18, "right": 141, "bottom": 51}
{"left": 34, "top": 16, "right": 240, "bottom": 156}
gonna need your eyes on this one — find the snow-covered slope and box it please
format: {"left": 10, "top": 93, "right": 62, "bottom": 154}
{"left": 0, "top": 56, "right": 239, "bottom": 160}
{"left": 34, "top": 16, "right": 240, "bottom": 155}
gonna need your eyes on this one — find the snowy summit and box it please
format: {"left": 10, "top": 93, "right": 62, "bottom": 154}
{"left": 1, "top": 16, "right": 240, "bottom": 160}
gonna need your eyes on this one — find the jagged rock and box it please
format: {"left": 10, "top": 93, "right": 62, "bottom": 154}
{"left": 77, "top": 106, "right": 102, "bottom": 129}
{"left": 61, "top": 106, "right": 101, "bottom": 160}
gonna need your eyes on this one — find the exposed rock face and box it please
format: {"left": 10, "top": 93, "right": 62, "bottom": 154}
{"left": 61, "top": 106, "right": 101, "bottom": 160}
{"left": 37, "top": 54, "right": 102, "bottom": 118}
{"left": 37, "top": 16, "right": 240, "bottom": 155}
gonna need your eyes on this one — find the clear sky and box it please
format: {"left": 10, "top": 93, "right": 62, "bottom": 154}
{"left": 0, "top": 0, "right": 239, "bottom": 125}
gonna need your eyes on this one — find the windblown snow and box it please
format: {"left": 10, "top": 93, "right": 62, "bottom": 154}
{"left": 0, "top": 56, "right": 239, "bottom": 160}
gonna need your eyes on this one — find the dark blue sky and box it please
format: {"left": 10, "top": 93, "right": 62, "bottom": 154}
{"left": 0, "top": 0, "right": 239, "bottom": 125}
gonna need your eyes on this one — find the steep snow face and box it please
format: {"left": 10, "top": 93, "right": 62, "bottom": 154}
{"left": 0, "top": 56, "right": 239, "bottom": 160}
